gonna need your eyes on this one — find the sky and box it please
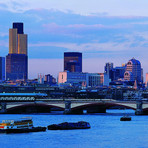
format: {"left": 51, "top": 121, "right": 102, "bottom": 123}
{"left": 0, "top": 0, "right": 148, "bottom": 79}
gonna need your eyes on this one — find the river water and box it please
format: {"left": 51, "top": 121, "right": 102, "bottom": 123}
{"left": 0, "top": 109, "right": 148, "bottom": 148}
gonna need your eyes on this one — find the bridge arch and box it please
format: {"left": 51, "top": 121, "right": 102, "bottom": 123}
{"left": 71, "top": 102, "right": 136, "bottom": 114}
{"left": 6, "top": 103, "right": 64, "bottom": 114}
{"left": 142, "top": 108, "right": 148, "bottom": 115}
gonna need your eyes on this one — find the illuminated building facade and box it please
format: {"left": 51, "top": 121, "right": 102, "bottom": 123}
{"left": 64, "top": 52, "right": 82, "bottom": 72}
{"left": 9, "top": 22, "right": 27, "bottom": 55}
{"left": 6, "top": 22, "right": 28, "bottom": 80}
{"left": 58, "top": 71, "right": 106, "bottom": 87}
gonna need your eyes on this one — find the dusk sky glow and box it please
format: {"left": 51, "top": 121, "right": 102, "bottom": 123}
{"left": 0, "top": 0, "right": 148, "bottom": 79}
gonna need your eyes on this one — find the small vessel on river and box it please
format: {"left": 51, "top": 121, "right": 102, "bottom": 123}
{"left": 48, "top": 121, "right": 91, "bottom": 130}
{"left": 120, "top": 116, "right": 131, "bottom": 121}
{"left": 0, "top": 117, "right": 46, "bottom": 133}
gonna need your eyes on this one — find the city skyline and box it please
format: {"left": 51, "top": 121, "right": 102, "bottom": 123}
{"left": 0, "top": 1, "right": 148, "bottom": 79}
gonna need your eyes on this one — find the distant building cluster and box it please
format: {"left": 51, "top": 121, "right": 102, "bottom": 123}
{"left": 0, "top": 22, "right": 147, "bottom": 89}
{"left": 104, "top": 58, "right": 143, "bottom": 84}
{"left": 58, "top": 53, "right": 144, "bottom": 88}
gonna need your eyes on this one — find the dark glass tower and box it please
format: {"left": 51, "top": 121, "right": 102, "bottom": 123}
{"left": 13, "top": 22, "right": 24, "bottom": 34}
{"left": 64, "top": 52, "right": 82, "bottom": 72}
{"left": 6, "top": 54, "right": 28, "bottom": 80}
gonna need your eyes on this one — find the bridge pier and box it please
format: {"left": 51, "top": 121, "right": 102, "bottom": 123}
{"left": 0, "top": 102, "right": 7, "bottom": 113}
{"left": 135, "top": 100, "right": 143, "bottom": 115}
{"left": 64, "top": 101, "right": 71, "bottom": 114}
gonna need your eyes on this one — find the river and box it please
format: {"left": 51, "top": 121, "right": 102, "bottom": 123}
{"left": 0, "top": 109, "right": 148, "bottom": 148}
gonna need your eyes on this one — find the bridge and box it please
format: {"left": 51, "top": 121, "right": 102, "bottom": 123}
{"left": 0, "top": 96, "right": 148, "bottom": 115}
{"left": 0, "top": 92, "right": 148, "bottom": 115}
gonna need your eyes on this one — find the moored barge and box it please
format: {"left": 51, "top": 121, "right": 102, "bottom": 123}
{"left": 48, "top": 121, "right": 91, "bottom": 130}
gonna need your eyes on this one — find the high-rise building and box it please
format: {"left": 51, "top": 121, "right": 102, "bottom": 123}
{"left": 6, "top": 22, "right": 28, "bottom": 80}
{"left": 64, "top": 52, "right": 82, "bottom": 72}
{"left": 104, "top": 63, "right": 113, "bottom": 74}
{"left": 6, "top": 54, "right": 27, "bottom": 80}
{"left": 104, "top": 62, "right": 113, "bottom": 81}
{"left": 0, "top": 57, "right": 5, "bottom": 81}
{"left": 124, "top": 58, "right": 142, "bottom": 83}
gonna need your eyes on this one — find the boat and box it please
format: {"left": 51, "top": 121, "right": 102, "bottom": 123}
{"left": 0, "top": 117, "right": 46, "bottom": 133}
{"left": 48, "top": 121, "right": 91, "bottom": 130}
{"left": 120, "top": 116, "right": 131, "bottom": 121}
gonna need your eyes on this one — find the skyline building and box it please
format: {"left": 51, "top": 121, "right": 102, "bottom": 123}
{"left": 104, "top": 62, "right": 113, "bottom": 75}
{"left": 44, "top": 74, "right": 56, "bottom": 85}
{"left": 64, "top": 52, "right": 82, "bottom": 72}
{"left": 6, "top": 54, "right": 28, "bottom": 80}
{"left": 124, "top": 58, "right": 142, "bottom": 83}
{"left": 6, "top": 22, "right": 28, "bottom": 80}
{"left": 104, "top": 62, "right": 113, "bottom": 81}
{"left": 104, "top": 63, "right": 126, "bottom": 82}
{"left": 0, "top": 57, "right": 5, "bottom": 81}
{"left": 58, "top": 71, "right": 109, "bottom": 87}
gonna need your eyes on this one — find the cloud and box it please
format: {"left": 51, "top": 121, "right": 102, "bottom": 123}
{"left": 1, "top": 0, "right": 148, "bottom": 16}
{"left": 0, "top": 0, "right": 30, "bottom": 12}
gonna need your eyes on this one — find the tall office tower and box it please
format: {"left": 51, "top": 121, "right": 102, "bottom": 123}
{"left": 104, "top": 62, "right": 113, "bottom": 80}
{"left": 124, "top": 58, "right": 142, "bottom": 82}
{"left": 0, "top": 57, "right": 5, "bottom": 81}
{"left": 104, "top": 63, "right": 113, "bottom": 74}
{"left": 64, "top": 52, "right": 82, "bottom": 72}
{"left": 6, "top": 22, "right": 28, "bottom": 80}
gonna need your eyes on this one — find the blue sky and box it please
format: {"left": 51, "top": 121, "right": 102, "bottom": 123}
{"left": 0, "top": 0, "right": 148, "bottom": 79}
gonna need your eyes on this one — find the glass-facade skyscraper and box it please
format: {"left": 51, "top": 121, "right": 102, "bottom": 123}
{"left": 6, "top": 22, "right": 28, "bottom": 80}
{"left": 64, "top": 52, "right": 82, "bottom": 72}
{"left": 6, "top": 54, "right": 28, "bottom": 80}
